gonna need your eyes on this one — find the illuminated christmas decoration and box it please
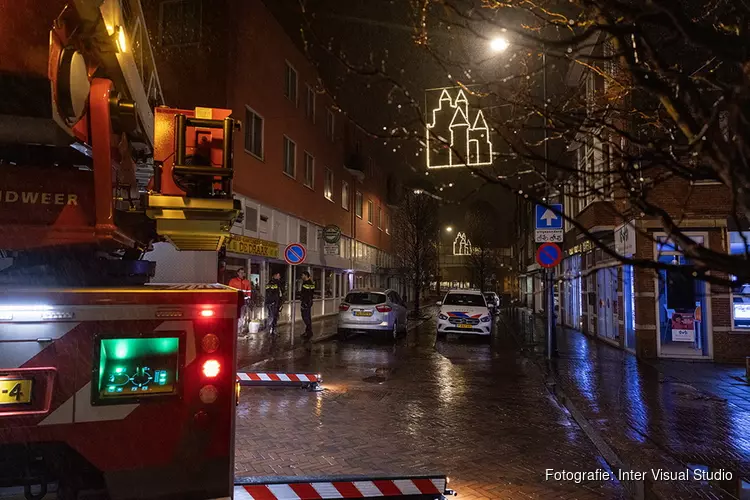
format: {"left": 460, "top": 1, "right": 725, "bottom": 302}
{"left": 426, "top": 88, "right": 493, "bottom": 169}
{"left": 452, "top": 232, "right": 472, "bottom": 256}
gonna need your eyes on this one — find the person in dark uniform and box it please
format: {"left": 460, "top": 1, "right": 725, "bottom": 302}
{"left": 300, "top": 271, "right": 316, "bottom": 339}
{"left": 265, "top": 272, "right": 284, "bottom": 335}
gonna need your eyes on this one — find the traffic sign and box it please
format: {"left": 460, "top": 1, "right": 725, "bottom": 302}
{"left": 536, "top": 243, "right": 563, "bottom": 268}
{"left": 535, "top": 204, "right": 563, "bottom": 229}
{"left": 535, "top": 229, "right": 563, "bottom": 243}
{"left": 284, "top": 243, "right": 307, "bottom": 265}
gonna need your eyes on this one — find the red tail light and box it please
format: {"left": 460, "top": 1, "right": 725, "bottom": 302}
{"left": 202, "top": 359, "right": 221, "bottom": 378}
{"left": 199, "top": 308, "right": 215, "bottom": 318}
{"left": 339, "top": 304, "right": 350, "bottom": 311}
{"left": 376, "top": 305, "right": 392, "bottom": 313}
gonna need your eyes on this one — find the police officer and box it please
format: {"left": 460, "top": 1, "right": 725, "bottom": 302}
{"left": 265, "top": 272, "right": 284, "bottom": 335}
{"left": 300, "top": 271, "right": 315, "bottom": 339}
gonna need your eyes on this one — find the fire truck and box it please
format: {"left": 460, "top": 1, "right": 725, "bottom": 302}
{"left": 0, "top": 1, "right": 241, "bottom": 498}
{"left": 0, "top": 2, "right": 455, "bottom": 499}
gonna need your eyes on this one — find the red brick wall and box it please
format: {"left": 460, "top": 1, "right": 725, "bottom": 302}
{"left": 144, "top": 0, "right": 392, "bottom": 252}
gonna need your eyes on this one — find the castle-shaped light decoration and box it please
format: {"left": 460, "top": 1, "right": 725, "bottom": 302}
{"left": 453, "top": 232, "right": 472, "bottom": 256}
{"left": 426, "top": 88, "right": 493, "bottom": 169}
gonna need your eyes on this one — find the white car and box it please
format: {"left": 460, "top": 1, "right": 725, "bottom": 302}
{"left": 337, "top": 289, "right": 408, "bottom": 340}
{"left": 436, "top": 290, "right": 492, "bottom": 338}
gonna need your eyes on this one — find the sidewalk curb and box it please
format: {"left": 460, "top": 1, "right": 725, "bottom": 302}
{"left": 501, "top": 313, "right": 652, "bottom": 500}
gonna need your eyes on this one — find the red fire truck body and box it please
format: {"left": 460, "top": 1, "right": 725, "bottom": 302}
{"left": 0, "top": 1, "right": 242, "bottom": 498}
{"left": 0, "top": 286, "right": 239, "bottom": 499}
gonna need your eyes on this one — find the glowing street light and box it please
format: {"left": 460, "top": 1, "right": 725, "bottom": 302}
{"left": 445, "top": 226, "right": 454, "bottom": 233}
{"left": 489, "top": 36, "right": 509, "bottom": 53}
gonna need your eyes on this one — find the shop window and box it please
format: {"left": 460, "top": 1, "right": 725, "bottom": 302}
{"left": 313, "top": 268, "right": 323, "bottom": 298}
{"left": 299, "top": 224, "right": 308, "bottom": 245}
{"left": 729, "top": 231, "right": 750, "bottom": 329}
{"left": 259, "top": 214, "right": 269, "bottom": 234}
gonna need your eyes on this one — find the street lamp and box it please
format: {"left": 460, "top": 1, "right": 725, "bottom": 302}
{"left": 489, "top": 36, "right": 509, "bottom": 53}
{"left": 446, "top": 226, "right": 453, "bottom": 233}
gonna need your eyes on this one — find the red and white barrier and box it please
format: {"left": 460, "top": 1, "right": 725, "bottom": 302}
{"left": 236, "top": 372, "right": 322, "bottom": 391}
{"left": 234, "top": 475, "right": 452, "bottom": 499}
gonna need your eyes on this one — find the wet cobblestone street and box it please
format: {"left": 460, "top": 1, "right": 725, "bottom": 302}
{"left": 234, "top": 313, "right": 626, "bottom": 499}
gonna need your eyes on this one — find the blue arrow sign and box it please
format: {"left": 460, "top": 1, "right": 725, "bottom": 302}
{"left": 536, "top": 204, "right": 563, "bottom": 230}
{"left": 284, "top": 244, "right": 306, "bottom": 265}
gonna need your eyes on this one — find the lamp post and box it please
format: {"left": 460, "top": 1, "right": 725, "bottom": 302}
{"left": 490, "top": 36, "right": 556, "bottom": 359}
{"left": 437, "top": 226, "right": 453, "bottom": 294}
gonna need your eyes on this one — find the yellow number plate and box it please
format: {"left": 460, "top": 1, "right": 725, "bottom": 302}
{"left": 0, "top": 379, "right": 33, "bottom": 405}
{"left": 354, "top": 311, "right": 373, "bottom": 317}
{"left": 458, "top": 324, "right": 473, "bottom": 329}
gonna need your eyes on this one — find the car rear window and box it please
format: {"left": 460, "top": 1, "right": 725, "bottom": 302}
{"left": 344, "top": 292, "right": 386, "bottom": 305}
{"left": 443, "top": 293, "right": 486, "bottom": 307}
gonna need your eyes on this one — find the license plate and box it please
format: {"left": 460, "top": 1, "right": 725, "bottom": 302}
{"left": 354, "top": 311, "right": 373, "bottom": 317}
{"left": 458, "top": 323, "right": 473, "bottom": 329}
{"left": 0, "top": 379, "right": 33, "bottom": 405}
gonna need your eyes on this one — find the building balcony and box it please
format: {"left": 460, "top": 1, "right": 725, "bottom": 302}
{"left": 344, "top": 152, "right": 366, "bottom": 181}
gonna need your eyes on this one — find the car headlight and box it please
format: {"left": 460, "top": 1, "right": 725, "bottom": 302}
{"left": 480, "top": 316, "right": 491, "bottom": 323}
{"left": 439, "top": 314, "right": 448, "bottom": 320}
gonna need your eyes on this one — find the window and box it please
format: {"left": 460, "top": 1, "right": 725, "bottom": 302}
{"left": 355, "top": 191, "right": 363, "bottom": 218}
{"left": 730, "top": 231, "right": 750, "bottom": 329}
{"left": 159, "top": 0, "right": 202, "bottom": 47}
{"left": 244, "top": 107, "right": 263, "bottom": 158}
{"left": 341, "top": 181, "right": 350, "bottom": 210}
{"left": 367, "top": 200, "right": 373, "bottom": 224}
{"left": 385, "top": 214, "right": 390, "bottom": 234}
{"left": 303, "top": 152, "right": 314, "bottom": 188}
{"left": 299, "top": 224, "right": 308, "bottom": 245}
{"left": 282, "top": 136, "right": 296, "bottom": 177}
{"left": 284, "top": 62, "right": 298, "bottom": 104}
{"left": 305, "top": 84, "right": 315, "bottom": 122}
{"left": 377, "top": 206, "right": 382, "bottom": 229}
{"left": 326, "top": 108, "right": 335, "bottom": 141}
{"left": 245, "top": 206, "right": 258, "bottom": 232}
{"left": 324, "top": 168, "right": 334, "bottom": 201}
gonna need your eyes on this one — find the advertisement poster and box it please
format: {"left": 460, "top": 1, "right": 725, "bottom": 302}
{"left": 671, "top": 312, "right": 696, "bottom": 342}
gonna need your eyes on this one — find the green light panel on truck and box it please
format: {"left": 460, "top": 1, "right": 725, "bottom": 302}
{"left": 96, "top": 337, "right": 180, "bottom": 400}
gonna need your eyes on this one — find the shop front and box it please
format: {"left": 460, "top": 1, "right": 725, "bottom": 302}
{"left": 652, "top": 233, "right": 711, "bottom": 359}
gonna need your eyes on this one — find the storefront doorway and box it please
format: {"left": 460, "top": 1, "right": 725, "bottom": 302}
{"left": 596, "top": 267, "right": 618, "bottom": 342}
{"left": 654, "top": 235, "right": 710, "bottom": 358}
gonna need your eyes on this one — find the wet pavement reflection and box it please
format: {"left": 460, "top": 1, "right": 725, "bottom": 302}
{"left": 509, "top": 308, "right": 750, "bottom": 500}
{"left": 234, "top": 313, "right": 626, "bottom": 499}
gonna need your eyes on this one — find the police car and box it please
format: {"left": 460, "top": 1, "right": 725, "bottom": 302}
{"left": 436, "top": 289, "right": 493, "bottom": 338}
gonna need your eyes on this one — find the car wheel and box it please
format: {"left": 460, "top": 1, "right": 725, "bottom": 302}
{"left": 437, "top": 330, "right": 447, "bottom": 340}
{"left": 337, "top": 329, "right": 348, "bottom": 341}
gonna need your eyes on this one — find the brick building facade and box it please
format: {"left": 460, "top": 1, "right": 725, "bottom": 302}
{"left": 515, "top": 52, "right": 750, "bottom": 364}
{"left": 143, "top": 0, "right": 403, "bottom": 320}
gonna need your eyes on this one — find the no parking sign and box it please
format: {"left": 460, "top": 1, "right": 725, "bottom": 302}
{"left": 536, "top": 243, "right": 562, "bottom": 268}
{"left": 284, "top": 243, "right": 306, "bottom": 265}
